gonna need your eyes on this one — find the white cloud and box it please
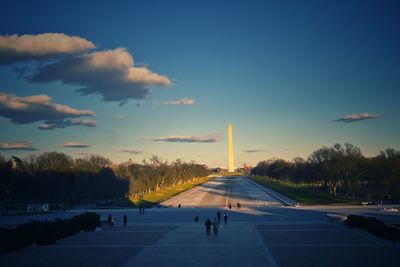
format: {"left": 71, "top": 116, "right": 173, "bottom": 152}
{"left": 38, "top": 118, "right": 96, "bottom": 130}
{"left": 112, "top": 114, "right": 126, "bottom": 120}
{"left": 62, "top": 141, "right": 90, "bottom": 148}
{"left": 334, "top": 112, "right": 380, "bottom": 123}
{"left": 149, "top": 134, "right": 219, "bottom": 143}
{"left": 0, "top": 33, "right": 95, "bottom": 64}
{"left": 30, "top": 48, "right": 171, "bottom": 102}
{"left": 156, "top": 98, "right": 194, "bottom": 105}
{"left": 0, "top": 92, "right": 94, "bottom": 126}
{"left": 0, "top": 141, "right": 37, "bottom": 150}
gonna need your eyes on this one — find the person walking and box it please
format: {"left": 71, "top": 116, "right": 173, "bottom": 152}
{"left": 205, "top": 218, "right": 212, "bottom": 235}
{"left": 123, "top": 214, "right": 128, "bottom": 226}
{"left": 107, "top": 213, "right": 112, "bottom": 226}
{"left": 228, "top": 203, "right": 232, "bottom": 210}
{"left": 223, "top": 212, "right": 228, "bottom": 225}
{"left": 217, "top": 210, "right": 221, "bottom": 223}
{"left": 213, "top": 218, "right": 219, "bottom": 235}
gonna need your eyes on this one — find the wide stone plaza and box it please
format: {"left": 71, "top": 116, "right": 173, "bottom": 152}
{"left": 1, "top": 176, "right": 399, "bottom": 267}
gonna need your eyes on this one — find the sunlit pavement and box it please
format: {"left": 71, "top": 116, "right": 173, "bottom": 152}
{"left": 1, "top": 176, "right": 400, "bottom": 267}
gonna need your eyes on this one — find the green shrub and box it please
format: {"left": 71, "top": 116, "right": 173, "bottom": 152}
{"left": 345, "top": 214, "right": 400, "bottom": 241}
{"left": 0, "top": 212, "right": 100, "bottom": 254}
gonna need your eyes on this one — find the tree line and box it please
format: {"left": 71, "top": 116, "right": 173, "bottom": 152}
{"left": 0, "top": 152, "right": 128, "bottom": 205}
{"left": 114, "top": 155, "right": 209, "bottom": 198}
{"left": 251, "top": 143, "right": 400, "bottom": 202}
{"left": 0, "top": 152, "right": 209, "bottom": 206}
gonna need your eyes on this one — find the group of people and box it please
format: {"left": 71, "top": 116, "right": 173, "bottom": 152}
{"left": 107, "top": 214, "right": 128, "bottom": 226}
{"left": 204, "top": 211, "right": 228, "bottom": 236}
{"left": 227, "top": 202, "right": 241, "bottom": 210}
{"left": 106, "top": 208, "right": 230, "bottom": 233}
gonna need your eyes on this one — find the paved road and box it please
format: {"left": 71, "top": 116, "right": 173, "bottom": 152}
{"left": 162, "top": 176, "right": 286, "bottom": 208}
{"left": 1, "top": 176, "right": 400, "bottom": 267}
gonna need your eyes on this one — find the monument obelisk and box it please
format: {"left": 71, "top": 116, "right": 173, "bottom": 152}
{"left": 228, "top": 122, "right": 235, "bottom": 172}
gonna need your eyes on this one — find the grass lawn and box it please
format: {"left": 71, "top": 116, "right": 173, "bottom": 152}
{"left": 251, "top": 176, "right": 360, "bottom": 205}
{"left": 130, "top": 176, "right": 214, "bottom": 207}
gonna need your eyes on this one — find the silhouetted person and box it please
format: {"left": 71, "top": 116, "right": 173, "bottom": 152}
{"left": 237, "top": 202, "right": 241, "bottom": 209}
{"left": 213, "top": 218, "right": 219, "bottom": 235}
{"left": 178, "top": 203, "right": 181, "bottom": 208}
{"left": 139, "top": 205, "right": 145, "bottom": 214}
{"left": 205, "top": 218, "right": 212, "bottom": 235}
{"left": 228, "top": 203, "right": 232, "bottom": 210}
{"left": 123, "top": 214, "right": 127, "bottom": 226}
{"left": 195, "top": 216, "right": 199, "bottom": 222}
{"left": 223, "top": 212, "right": 228, "bottom": 225}
{"left": 107, "top": 213, "right": 112, "bottom": 226}
{"left": 217, "top": 211, "right": 221, "bottom": 222}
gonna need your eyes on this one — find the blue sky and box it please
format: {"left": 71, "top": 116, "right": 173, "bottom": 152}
{"left": 0, "top": 0, "right": 399, "bottom": 167}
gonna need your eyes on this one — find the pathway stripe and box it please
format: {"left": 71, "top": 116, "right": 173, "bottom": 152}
{"left": 252, "top": 224, "right": 278, "bottom": 267}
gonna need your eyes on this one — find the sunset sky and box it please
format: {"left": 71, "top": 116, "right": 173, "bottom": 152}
{"left": 0, "top": 0, "right": 399, "bottom": 167}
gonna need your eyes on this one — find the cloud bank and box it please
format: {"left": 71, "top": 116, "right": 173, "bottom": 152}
{"left": 150, "top": 135, "right": 219, "bottom": 143}
{"left": 30, "top": 48, "right": 171, "bottom": 102}
{"left": 0, "top": 92, "right": 94, "bottom": 128}
{"left": 334, "top": 113, "right": 380, "bottom": 123}
{"left": 62, "top": 141, "right": 90, "bottom": 148}
{"left": 120, "top": 149, "right": 143, "bottom": 154}
{"left": 0, "top": 141, "right": 37, "bottom": 151}
{"left": 0, "top": 33, "right": 95, "bottom": 64}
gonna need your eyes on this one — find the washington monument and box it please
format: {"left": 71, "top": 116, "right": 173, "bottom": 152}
{"left": 228, "top": 122, "right": 235, "bottom": 172}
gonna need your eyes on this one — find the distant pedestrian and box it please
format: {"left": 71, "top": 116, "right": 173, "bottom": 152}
{"left": 123, "top": 214, "right": 128, "bottom": 226}
{"left": 228, "top": 203, "right": 232, "bottom": 210}
{"left": 213, "top": 218, "right": 219, "bottom": 235}
{"left": 237, "top": 202, "right": 241, "bottom": 209}
{"left": 107, "top": 213, "right": 112, "bottom": 226}
{"left": 205, "top": 218, "right": 212, "bottom": 235}
{"left": 223, "top": 212, "right": 228, "bottom": 225}
{"left": 139, "top": 205, "right": 145, "bottom": 214}
{"left": 217, "top": 211, "right": 221, "bottom": 222}
{"left": 178, "top": 203, "right": 181, "bottom": 208}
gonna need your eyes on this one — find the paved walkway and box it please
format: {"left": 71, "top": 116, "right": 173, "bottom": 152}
{"left": 162, "top": 176, "right": 285, "bottom": 208}
{"left": 2, "top": 217, "right": 399, "bottom": 267}
{"left": 125, "top": 222, "right": 276, "bottom": 267}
